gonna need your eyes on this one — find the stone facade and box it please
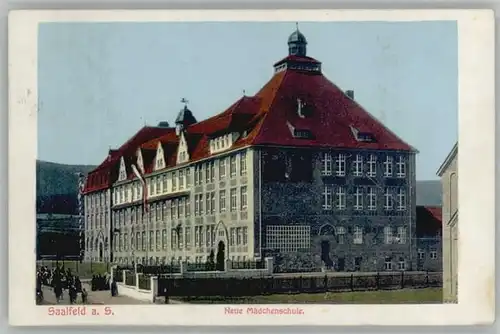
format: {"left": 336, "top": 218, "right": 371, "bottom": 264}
{"left": 256, "top": 147, "right": 417, "bottom": 272}
{"left": 438, "top": 144, "right": 458, "bottom": 302}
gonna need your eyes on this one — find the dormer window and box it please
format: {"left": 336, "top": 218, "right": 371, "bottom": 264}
{"left": 294, "top": 129, "right": 312, "bottom": 139}
{"left": 297, "top": 98, "right": 305, "bottom": 118}
{"left": 350, "top": 126, "right": 375, "bottom": 143}
{"left": 177, "top": 133, "right": 190, "bottom": 164}
{"left": 118, "top": 157, "right": 127, "bottom": 182}
{"left": 287, "top": 121, "right": 313, "bottom": 139}
{"left": 137, "top": 149, "right": 145, "bottom": 174}
{"left": 154, "top": 143, "right": 165, "bottom": 171}
{"left": 210, "top": 134, "right": 235, "bottom": 154}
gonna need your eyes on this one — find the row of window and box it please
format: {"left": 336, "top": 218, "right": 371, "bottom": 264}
{"left": 113, "top": 152, "right": 248, "bottom": 206}
{"left": 194, "top": 152, "right": 247, "bottom": 185}
{"left": 85, "top": 191, "right": 108, "bottom": 211}
{"left": 112, "top": 255, "right": 251, "bottom": 266}
{"left": 322, "top": 186, "right": 407, "bottom": 211}
{"left": 91, "top": 226, "right": 250, "bottom": 252}
{"left": 265, "top": 225, "right": 409, "bottom": 253}
{"left": 321, "top": 153, "right": 406, "bottom": 178}
{"left": 418, "top": 248, "right": 439, "bottom": 260}
{"left": 111, "top": 187, "right": 249, "bottom": 227}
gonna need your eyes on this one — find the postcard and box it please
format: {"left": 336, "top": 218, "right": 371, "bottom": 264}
{"left": 8, "top": 9, "right": 495, "bottom": 326}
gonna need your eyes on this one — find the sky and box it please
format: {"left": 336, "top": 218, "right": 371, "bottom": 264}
{"left": 38, "top": 21, "right": 457, "bottom": 180}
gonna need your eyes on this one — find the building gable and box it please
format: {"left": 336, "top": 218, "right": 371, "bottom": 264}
{"left": 177, "top": 132, "right": 190, "bottom": 164}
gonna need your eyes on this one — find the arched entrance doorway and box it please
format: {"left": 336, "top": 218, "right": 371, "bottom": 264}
{"left": 216, "top": 241, "right": 225, "bottom": 271}
{"left": 318, "top": 224, "right": 335, "bottom": 268}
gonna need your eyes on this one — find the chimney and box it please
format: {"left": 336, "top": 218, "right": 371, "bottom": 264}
{"left": 346, "top": 90, "right": 354, "bottom": 100}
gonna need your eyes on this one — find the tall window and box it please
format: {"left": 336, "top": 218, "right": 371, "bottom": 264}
{"left": 210, "top": 161, "right": 215, "bottom": 182}
{"left": 199, "top": 194, "right": 203, "bottom": 215}
{"left": 194, "top": 166, "right": 200, "bottom": 185}
{"left": 353, "top": 154, "right": 363, "bottom": 177}
{"left": 353, "top": 227, "right": 363, "bottom": 244}
{"left": 396, "top": 156, "right": 406, "bottom": 178}
{"left": 397, "top": 226, "right": 407, "bottom": 244}
{"left": 335, "top": 154, "right": 346, "bottom": 176}
{"left": 171, "top": 230, "right": 177, "bottom": 250}
{"left": 418, "top": 249, "right": 425, "bottom": 259}
{"left": 211, "top": 192, "right": 216, "bottom": 214}
{"left": 368, "top": 187, "right": 376, "bottom": 211}
{"left": 179, "top": 198, "right": 185, "bottom": 217}
{"left": 322, "top": 185, "right": 332, "bottom": 210}
{"left": 172, "top": 172, "right": 177, "bottom": 191}
{"left": 336, "top": 227, "right": 346, "bottom": 244}
{"left": 230, "top": 156, "right": 237, "bottom": 178}
{"left": 240, "top": 152, "right": 247, "bottom": 176}
{"left": 162, "top": 229, "right": 167, "bottom": 250}
{"left": 384, "top": 226, "right": 392, "bottom": 244}
{"left": 384, "top": 188, "right": 393, "bottom": 210}
{"left": 384, "top": 156, "right": 393, "bottom": 177}
{"left": 384, "top": 257, "right": 392, "bottom": 270}
{"left": 186, "top": 168, "right": 191, "bottom": 187}
{"left": 396, "top": 188, "right": 406, "bottom": 211}
{"left": 185, "top": 197, "right": 190, "bottom": 217}
{"left": 354, "top": 187, "right": 363, "bottom": 210}
{"left": 335, "top": 186, "right": 346, "bottom": 210}
{"left": 219, "top": 159, "right": 226, "bottom": 179}
{"left": 367, "top": 154, "right": 377, "bottom": 177}
{"left": 230, "top": 188, "right": 237, "bottom": 211}
{"left": 205, "top": 163, "right": 211, "bottom": 183}
{"left": 162, "top": 175, "right": 167, "bottom": 192}
{"left": 141, "top": 232, "right": 146, "bottom": 251}
{"left": 242, "top": 227, "right": 248, "bottom": 245}
{"left": 205, "top": 194, "right": 211, "bottom": 214}
{"left": 179, "top": 170, "right": 184, "bottom": 190}
{"left": 156, "top": 231, "right": 161, "bottom": 250}
{"left": 219, "top": 190, "right": 226, "bottom": 212}
{"left": 321, "top": 153, "right": 332, "bottom": 176}
{"left": 240, "top": 186, "right": 248, "bottom": 210}
{"left": 149, "top": 231, "right": 154, "bottom": 251}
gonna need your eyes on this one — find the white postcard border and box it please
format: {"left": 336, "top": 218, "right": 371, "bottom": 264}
{"left": 8, "top": 9, "right": 495, "bottom": 326}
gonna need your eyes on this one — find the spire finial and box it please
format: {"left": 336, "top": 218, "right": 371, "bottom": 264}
{"left": 181, "top": 97, "right": 189, "bottom": 108}
{"left": 243, "top": 89, "right": 246, "bottom": 96}
{"left": 296, "top": 22, "right": 299, "bottom": 30}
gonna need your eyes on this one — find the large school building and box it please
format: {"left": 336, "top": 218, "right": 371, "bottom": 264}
{"left": 82, "top": 27, "right": 419, "bottom": 272}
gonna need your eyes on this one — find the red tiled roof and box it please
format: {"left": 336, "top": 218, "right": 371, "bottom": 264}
{"left": 416, "top": 206, "right": 442, "bottom": 237}
{"left": 83, "top": 126, "right": 171, "bottom": 193}
{"left": 84, "top": 55, "right": 415, "bottom": 194}
{"left": 273, "top": 55, "right": 321, "bottom": 67}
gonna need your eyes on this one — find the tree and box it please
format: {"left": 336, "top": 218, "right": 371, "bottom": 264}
{"left": 206, "top": 250, "right": 215, "bottom": 271}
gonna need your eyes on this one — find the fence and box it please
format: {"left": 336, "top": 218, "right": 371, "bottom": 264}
{"left": 137, "top": 264, "right": 181, "bottom": 275}
{"left": 230, "top": 260, "right": 266, "bottom": 270}
{"left": 138, "top": 275, "right": 152, "bottom": 290}
{"left": 158, "top": 271, "right": 442, "bottom": 297}
{"left": 125, "top": 271, "right": 136, "bottom": 286}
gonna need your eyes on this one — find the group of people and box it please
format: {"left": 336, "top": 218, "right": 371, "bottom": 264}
{"left": 36, "top": 266, "right": 88, "bottom": 304}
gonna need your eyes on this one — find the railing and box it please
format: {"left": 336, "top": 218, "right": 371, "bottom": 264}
{"left": 157, "top": 271, "right": 442, "bottom": 297}
{"left": 231, "top": 260, "right": 265, "bottom": 270}
{"left": 125, "top": 272, "right": 136, "bottom": 286}
{"left": 138, "top": 264, "right": 181, "bottom": 275}
{"left": 138, "top": 275, "right": 151, "bottom": 290}
{"left": 186, "top": 262, "right": 216, "bottom": 272}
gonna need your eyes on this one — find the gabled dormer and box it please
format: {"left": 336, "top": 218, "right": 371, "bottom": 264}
{"left": 118, "top": 157, "right": 127, "bottom": 182}
{"left": 177, "top": 132, "right": 190, "bottom": 164}
{"left": 136, "top": 148, "right": 145, "bottom": 174}
{"left": 154, "top": 142, "right": 166, "bottom": 171}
